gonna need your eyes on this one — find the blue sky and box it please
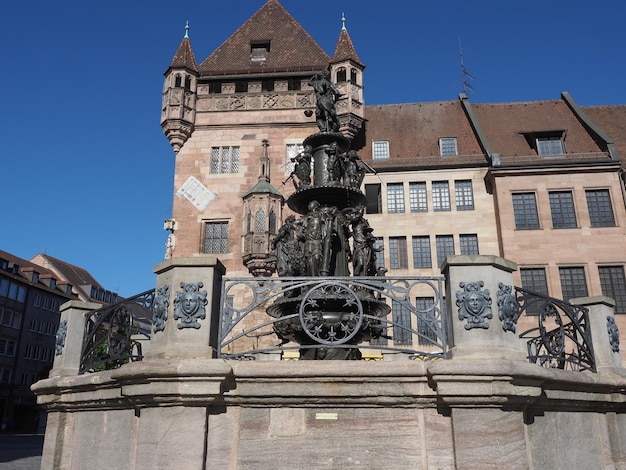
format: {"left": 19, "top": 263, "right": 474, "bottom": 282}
{"left": 1, "top": 0, "right": 625, "bottom": 297}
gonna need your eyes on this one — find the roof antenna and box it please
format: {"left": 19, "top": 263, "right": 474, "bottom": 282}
{"left": 459, "top": 37, "right": 475, "bottom": 95}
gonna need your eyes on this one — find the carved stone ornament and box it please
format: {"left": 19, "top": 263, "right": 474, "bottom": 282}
{"left": 497, "top": 283, "right": 520, "bottom": 333}
{"left": 456, "top": 281, "right": 492, "bottom": 330}
{"left": 173, "top": 282, "right": 208, "bottom": 329}
{"left": 55, "top": 320, "right": 68, "bottom": 356}
{"left": 607, "top": 316, "right": 620, "bottom": 353}
{"left": 152, "top": 284, "right": 170, "bottom": 333}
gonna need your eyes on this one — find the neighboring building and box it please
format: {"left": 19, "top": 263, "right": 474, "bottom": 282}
{"left": 161, "top": 0, "right": 626, "bottom": 359}
{"left": 0, "top": 250, "right": 118, "bottom": 433}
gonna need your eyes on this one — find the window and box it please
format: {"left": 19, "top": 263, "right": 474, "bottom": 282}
{"left": 203, "top": 221, "right": 229, "bottom": 254}
{"left": 251, "top": 41, "right": 270, "bottom": 62}
{"left": 254, "top": 210, "right": 265, "bottom": 232}
{"left": 336, "top": 67, "right": 347, "bottom": 82}
{"left": 432, "top": 181, "right": 451, "bottom": 211}
{"left": 386, "top": 183, "right": 405, "bottom": 214}
{"left": 372, "top": 141, "right": 389, "bottom": 160}
{"left": 439, "top": 137, "right": 458, "bottom": 156}
{"left": 409, "top": 182, "right": 428, "bottom": 212}
{"left": 520, "top": 268, "right": 549, "bottom": 315}
{"left": 436, "top": 235, "right": 455, "bottom": 267}
{"left": 586, "top": 190, "right": 615, "bottom": 227}
{"left": 416, "top": 297, "right": 438, "bottom": 345}
{"left": 559, "top": 267, "right": 588, "bottom": 303}
{"left": 459, "top": 234, "right": 479, "bottom": 255}
{"left": 373, "top": 237, "right": 385, "bottom": 271}
{"left": 365, "top": 184, "right": 382, "bottom": 214}
{"left": 537, "top": 136, "right": 565, "bottom": 156}
{"left": 549, "top": 191, "right": 577, "bottom": 228}
{"left": 598, "top": 266, "right": 626, "bottom": 313}
{"left": 512, "top": 193, "right": 539, "bottom": 229}
{"left": 285, "top": 143, "right": 304, "bottom": 174}
{"left": 412, "top": 236, "right": 432, "bottom": 268}
{"left": 389, "top": 237, "right": 408, "bottom": 269}
{"left": 454, "top": 180, "right": 474, "bottom": 211}
{"left": 392, "top": 300, "right": 412, "bottom": 345}
{"left": 210, "top": 146, "right": 240, "bottom": 174}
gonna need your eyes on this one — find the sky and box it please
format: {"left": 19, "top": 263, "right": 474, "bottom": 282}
{"left": 1, "top": 0, "right": 625, "bottom": 297}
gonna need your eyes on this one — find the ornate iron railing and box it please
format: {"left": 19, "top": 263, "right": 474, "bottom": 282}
{"left": 515, "top": 287, "right": 596, "bottom": 372}
{"left": 218, "top": 276, "right": 447, "bottom": 360}
{"left": 79, "top": 289, "right": 154, "bottom": 374}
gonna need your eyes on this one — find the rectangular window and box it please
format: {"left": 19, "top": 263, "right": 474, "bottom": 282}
{"left": 599, "top": 266, "right": 626, "bottom": 313}
{"left": 210, "top": 146, "right": 240, "bottom": 174}
{"left": 386, "top": 183, "right": 405, "bottom": 214}
{"left": 436, "top": 235, "right": 455, "bottom": 268}
{"left": 586, "top": 189, "right": 616, "bottom": 227}
{"left": 365, "top": 184, "right": 382, "bottom": 214}
{"left": 392, "top": 300, "right": 412, "bottom": 345}
{"left": 412, "top": 236, "right": 432, "bottom": 268}
{"left": 409, "top": 182, "right": 428, "bottom": 212}
{"left": 454, "top": 180, "right": 474, "bottom": 211}
{"left": 373, "top": 237, "right": 385, "bottom": 271}
{"left": 512, "top": 193, "right": 539, "bottom": 229}
{"left": 203, "top": 221, "right": 229, "bottom": 253}
{"left": 432, "top": 181, "right": 451, "bottom": 212}
{"left": 389, "top": 237, "right": 408, "bottom": 269}
{"left": 459, "top": 234, "right": 479, "bottom": 255}
{"left": 439, "top": 137, "right": 458, "bottom": 156}
{"left": 549, "top": 191, "right": 577, "bottom": 228}
{"left": 372, "top": 141, "right": 389, "bottom": 160}
{"left": 285, "top": 143, "right": 304, "bottom": 174}
{"left": 537, "top": 136, "right": 565, "bottom": 156}
{"left": 416, "top": 297, "right": 437, "bottom": 345}
{"left": 559, "top": 267, "right": 588, "bottom": 303}
{"left": 520, "top": 268, "right": 549, "bottom": 315}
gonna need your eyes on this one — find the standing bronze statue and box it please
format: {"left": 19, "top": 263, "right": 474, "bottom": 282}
{"left": 308, "top": 70, "right": 342, "bottom": 133}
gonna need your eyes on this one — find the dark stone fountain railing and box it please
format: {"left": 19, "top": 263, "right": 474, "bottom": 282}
{"left": 218, "top": 276, "right": 447, "bottom": 360}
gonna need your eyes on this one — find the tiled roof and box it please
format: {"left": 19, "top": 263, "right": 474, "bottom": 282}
{"left": 33, "top": 253, "right": 103, "bottom": 292}
{"left": 198, "top": 0, "right": 330, "bottom": 77}
{"left": 472, "top": 100, "right": 603, "bottom": 158}
{"left": 361, "top": 101, "right": 486, "bottom": 168}
{"left": 168, "top": 36, "right": 198, "bottom": 73}
{"left": 581, "top": 105, "right": 626, "bottom": 163}
{"left": 331, "top": 28, "right": 363, "bottom": 67}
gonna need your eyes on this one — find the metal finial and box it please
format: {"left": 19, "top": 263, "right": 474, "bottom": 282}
{"left": 184, "top": 21, "right": 189, "bottom": 39}
{"left": 341, "top": 12, "right": 346, "bottom": 30}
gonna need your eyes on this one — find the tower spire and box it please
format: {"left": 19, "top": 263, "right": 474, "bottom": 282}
{"left": 341, "top": 12, "right": 346, "bottom": 30}
{"left": 184, "top": 21, "right": 189, "bottom": 39}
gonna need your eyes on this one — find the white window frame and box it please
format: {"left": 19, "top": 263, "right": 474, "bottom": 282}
{"left": 439, "top": 137, "right": 458, "bottom": 156}
{"left": 372, "top": 141, "right": 389, "bottom": 160}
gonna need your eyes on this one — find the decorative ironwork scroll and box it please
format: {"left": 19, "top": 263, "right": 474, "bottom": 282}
{"left": 516, "top": 287, "right": 596, "bottom": 372}
{"left": 79, "top": 289, "right": 154, "bottom": 374}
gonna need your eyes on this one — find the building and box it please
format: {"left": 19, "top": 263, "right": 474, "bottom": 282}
{"left": 0, "top": 250, "right": 118, "bottom": 433}
{"left": 160, "top": 0, "right": 626, "bottom": 359}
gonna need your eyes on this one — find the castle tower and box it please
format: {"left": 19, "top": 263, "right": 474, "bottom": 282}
{"left": 161, "top": 22, "right": 198, "bottom": 153}
{"left": 330, "top": 14, "right": 366, "bottom": 141}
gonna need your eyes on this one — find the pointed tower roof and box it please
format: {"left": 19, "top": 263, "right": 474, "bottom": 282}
{"left": 167, "top": 22, "right": 198, "bottom": 73}
{"left": 331, "top": 19, "right": 363, "bottom": 68}
{"left": 198, "top": 0, "right": 330, "bottom": 76}
{"left": 243, "top": 139, "right": 283, "bottom": 198}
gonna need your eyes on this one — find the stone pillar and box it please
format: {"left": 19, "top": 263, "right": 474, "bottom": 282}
{"left": 570, "top": 296, "right": 623, "bottom": 372}
{"left": 51, "top": 300, "right": 102, "bottom": 377}
{"left": 148, "top": 257, "right": 225, "bottom": 359}
{"left": 442, "top": 255, "right": 526, "bottom": 361}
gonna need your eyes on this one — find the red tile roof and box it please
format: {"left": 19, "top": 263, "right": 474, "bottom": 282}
{"left": 198, "top": 0, "right": 330, "bottom": 77}
{"left": 332, "top": 29, "right": 363, "bottom": 68}
{"left": 581, "top": 105, "right": 626, "bottom": 162}
{"left": 168, "top": 36, "right": 198, "bottom": 73}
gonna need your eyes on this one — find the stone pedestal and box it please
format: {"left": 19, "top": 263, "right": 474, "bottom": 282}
{"left": 148, "top": 257, "right": 225, "bottom": 359}
{"left": 442, "top": 255, "right": 527, "bottom": 361}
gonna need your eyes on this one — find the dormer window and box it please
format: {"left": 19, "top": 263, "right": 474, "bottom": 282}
{"left": 251, "top": 41, "right": 270, "bottom": 62}
{"left": 522, "top": 130, "right": 566, "bottom": 157}
{"left": 372, "top": 141, "right": 389, "bottom": 160}
{"left": 439, "top": 137, "right": 458, "bottom": 156}
{"left": 31, "top": 272, "right": 39, "bottom": 283}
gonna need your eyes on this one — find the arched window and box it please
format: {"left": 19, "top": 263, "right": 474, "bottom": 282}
{"left": 246, "top": 211, "right": 251, "bottom": 233}
{"left": 185, "top": 76, "right": 192, "bottom": 91}
{"left": 269, "top": 210, "right": 277, "bottom": 233}
{"left": 255, "top": 210, "right": 265, "bottom": 232}
{"left": 336, "top": 67, "right": 347, "bottom": 83}
{"left": 174, "top": 74, "right": 182, "bottom": 87}
{"left": 350, "top": 68, "right": 358, "bottom": 84}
